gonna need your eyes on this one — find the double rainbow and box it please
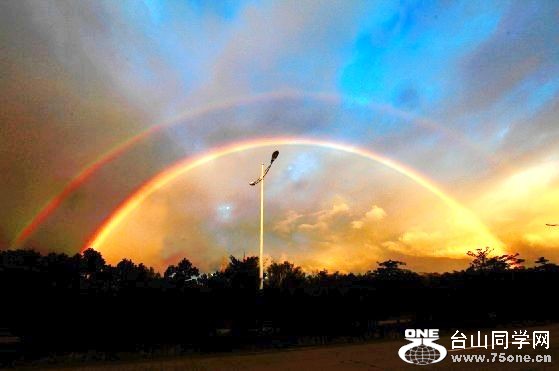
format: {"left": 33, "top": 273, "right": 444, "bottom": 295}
{"left": 14, "top": 91, "right": 498, "bottom": 254}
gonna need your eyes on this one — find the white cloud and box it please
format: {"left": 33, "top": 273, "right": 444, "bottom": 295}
{"left": 351, "top": 205, "right": 387, "bottom": 229}
{"left": 365, "top": 205, "right": 387, "bottom": 221}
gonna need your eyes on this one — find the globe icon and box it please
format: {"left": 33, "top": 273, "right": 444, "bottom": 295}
{"left": 404, "top": 344, "right": 441, "bottom": 365}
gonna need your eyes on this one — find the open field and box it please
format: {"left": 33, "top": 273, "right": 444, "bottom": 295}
{"left": 38, "top": 324, "right": 559, "bottom": 371}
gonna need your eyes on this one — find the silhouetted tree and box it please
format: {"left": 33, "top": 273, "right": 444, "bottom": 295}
{"left": 0, "top": 249, "right": 42, "bottom": 269}
{"left": 80, "top": 248, "right": 106, "bottom": 279}
{"left": 466, "top": 247, "right": 492, "bottom": 271}
{"left": 198, "top": 271, "right": 229, "bottom": 289}
{"left": 266, "top": 261, "right": 305, "bottom": 289}
{"left": 369, "top": 260, "right": 417, "bottom": 280}
{"left": 114, "top": 259, "right": 138, "bottom": 289}
{"left": 533, "top": 256, "right": 559, "bottom": 272}
{"left": 467, "top": 247, "right": 524, "bottom": 272}
{"left": 164, "top": 258, "right": 199, "bottom": 288}
{"left": 224, "top": 256, "right": 259, "bottom": 290}
{"left": 40, "top": 252, "right": 80, "bottom": 289}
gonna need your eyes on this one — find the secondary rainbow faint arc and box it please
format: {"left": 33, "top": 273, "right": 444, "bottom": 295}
{"left": 86, "top": 137, "right": 503, "bottom": 252}
{"left": 13, "top": 92, "right": 285, "bottom": 246}
{"left": 14, "top": 90, "right": 489, "bottom": 247}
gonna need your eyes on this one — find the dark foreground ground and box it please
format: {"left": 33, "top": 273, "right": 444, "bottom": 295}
{"left": 21, "top": 323, "right": 557, "bottom": 371}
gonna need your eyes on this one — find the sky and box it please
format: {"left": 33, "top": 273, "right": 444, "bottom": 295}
{"left": 1, "top": 0, "right": 558, "bottom": 273}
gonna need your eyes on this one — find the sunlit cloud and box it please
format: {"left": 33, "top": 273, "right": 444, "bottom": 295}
{"left": 352, "top": 205, "right": 387, "bottom": 229}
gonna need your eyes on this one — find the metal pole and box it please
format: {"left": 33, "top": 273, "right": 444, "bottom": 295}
{"left": 259, "top": 163, "right": 264, "bottom": 290}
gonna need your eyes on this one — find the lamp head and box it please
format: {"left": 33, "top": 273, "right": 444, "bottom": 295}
{"left": 271, "top": 150, "right": 279, "bottom": 163}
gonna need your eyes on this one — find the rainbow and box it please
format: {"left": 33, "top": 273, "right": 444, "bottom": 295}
{"left": 13, "top": 128, "right": 157, "bottom": 247}
{"left": 86, "top": 137, "right": 503, "bottom": 254}
{"left": 15, "top": 91, "right": 489, "bottom": 247}
{"left": 14, "top": 92, "right": 288, "bottom": 246}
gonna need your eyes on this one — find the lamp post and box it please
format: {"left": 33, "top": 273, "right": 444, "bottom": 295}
{"left": 249, "top": 150, "right": 279, "bottom": 290}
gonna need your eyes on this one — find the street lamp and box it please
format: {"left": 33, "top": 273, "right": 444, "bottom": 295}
{"left": 249, "top": 150, "right": 279, "bottom": 290}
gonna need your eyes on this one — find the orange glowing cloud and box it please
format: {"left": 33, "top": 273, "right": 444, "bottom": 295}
{"left": 87, "top": 137, "right": 504, "bottom": 271}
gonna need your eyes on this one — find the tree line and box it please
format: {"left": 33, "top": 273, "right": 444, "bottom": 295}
{"left": 2, "top": 246, "right": 556, "bottom": 292}
{"left": 0, "top": 246, "right": 558, "bottom": 366}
